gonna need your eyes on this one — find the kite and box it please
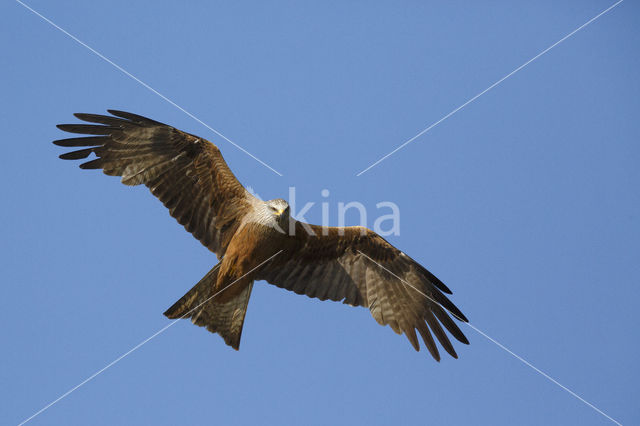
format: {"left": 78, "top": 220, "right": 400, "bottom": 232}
{"left": 54, "top": 110, "right": 469, "bottom": 361}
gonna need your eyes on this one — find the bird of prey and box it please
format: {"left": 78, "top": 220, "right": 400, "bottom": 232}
{"left": 54, "top": 110, "right": 469, "bottom": 361}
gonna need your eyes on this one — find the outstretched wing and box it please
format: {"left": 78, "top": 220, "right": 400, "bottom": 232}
{"left": 54, "top": 110, "right": 253, "bottom": 257}
{"left": 256, "top": 222, "right": 469, "bottom": 361}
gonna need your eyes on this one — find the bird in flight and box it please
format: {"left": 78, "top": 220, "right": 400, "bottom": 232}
{"left": 54, "top": 110, "right": 469, "bottom": 361}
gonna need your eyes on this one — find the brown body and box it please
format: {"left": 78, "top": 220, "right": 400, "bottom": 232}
{"left": 215, "top": 222, "right": 275, "bottom": 302}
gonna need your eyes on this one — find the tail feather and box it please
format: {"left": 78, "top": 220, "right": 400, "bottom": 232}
{"left": 164, "top": 263, "right": 253, "bottom": 350}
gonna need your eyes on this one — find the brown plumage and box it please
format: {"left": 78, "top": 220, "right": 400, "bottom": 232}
{"left": 55, "top": 110, "right": 469, "bottom": 360}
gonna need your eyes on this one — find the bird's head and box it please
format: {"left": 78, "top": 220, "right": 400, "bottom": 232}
{"left": 266, "top": 198, "right": 290, "bottom": 227}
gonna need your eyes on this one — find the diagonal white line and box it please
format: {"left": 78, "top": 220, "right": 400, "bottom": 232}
{"left": 465, "top": 323, "right": 622, "bottom": 426}
{"left": 356, "top": 0, "right": 624, "bottom": 176}
{"left": 15, "top": 0, "right": 283, "bottom": 177}
{"left": 18, "top": 251, "right": 282, "bottom": 426}
{"left": 357, "top": 250, "right": 622, "bottom": 425}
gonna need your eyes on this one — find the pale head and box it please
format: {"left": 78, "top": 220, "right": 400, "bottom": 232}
{"left": 266, "top": 198, "right": 290, "bottom": 218}
{"left": 264, "top": 198, "right": 290, "bottom": 232}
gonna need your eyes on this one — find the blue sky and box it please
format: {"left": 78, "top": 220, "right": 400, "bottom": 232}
{"left": 1, "top": 1, "right": 638, "bottom": 425}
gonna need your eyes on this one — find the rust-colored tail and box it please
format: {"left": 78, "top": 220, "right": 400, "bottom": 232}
{"left": 164, "top": 263, "right": 254, "bottom": 350}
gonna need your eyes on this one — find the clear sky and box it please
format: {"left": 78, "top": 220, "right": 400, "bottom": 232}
{"left": 1, "top": 1, "right": 638, "bottom": 425}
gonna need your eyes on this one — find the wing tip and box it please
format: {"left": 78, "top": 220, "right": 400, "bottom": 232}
{"left": 58, "top": 151, "right": 86, "bottom": 160}
{"left": 78, "top": 159, "right": 103, "bottom": 170}
{"left": 456, "top": 311, "right": 469, "bottom": 323}
{"left": 163, "top": 307, "right": 180, "bottom": 320}
{"left": 438, "top": 283, "right": 453, "bottom": 295}
{"left": 106, "top": 109, "right": 126, "bottom": 117}
{"left": 107, "top": 109, "right": 161, "bottom": 125}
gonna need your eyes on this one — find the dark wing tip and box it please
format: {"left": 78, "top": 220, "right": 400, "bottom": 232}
{"left": 78, "top": 159, "right": 104, "bottom": 170}
{"left": 106, "top": 109, "right": 130, "bottom": 116}
{"left": 433, "top": 291, "right": 469, "bottom": 323}
{"left": 163, "top": 306, "right": 178, "bottom": 319}
{"left": 163, "top": 310, "right": 180, "bottom": 320}
{"left": 449, "top": 312, "right": 468, "bottom": 324}
{"left": 416, "top": 323, "right": 441, "bottom": 361}
{"left": 52, "top": 138, "right": 76, "bottom": 147}
{"left": 456, "top": 311, "right": 469, "bottom": 323}
{"left": 107, "top": 109, "right": 164, "bottom": 125}
{"left": 164, "top": 297, "right": 189, "bottom": 319}
{"left": 406, "top": 329, "right": 420, "bottom": 351}
{"left": 59, "top": 148, "right": 94, "bottom": 160}
{"left": 436, "top": 282, "right": 453, "bottom": 295}
{"left": 72, "top": 112, "right": 127, "bottom": 126}
{"left": 53, "top": 136, "right": 109, "bottom": 147}
{"left": 55, "top": 124, "right": 76, "bottom": 132}
{"left": 56, "top": 123, "right": 117, "bottom": 135}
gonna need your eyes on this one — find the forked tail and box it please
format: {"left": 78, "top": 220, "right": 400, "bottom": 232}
{"left": 164, "top": 263, "right": 254, "bottom": 350}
